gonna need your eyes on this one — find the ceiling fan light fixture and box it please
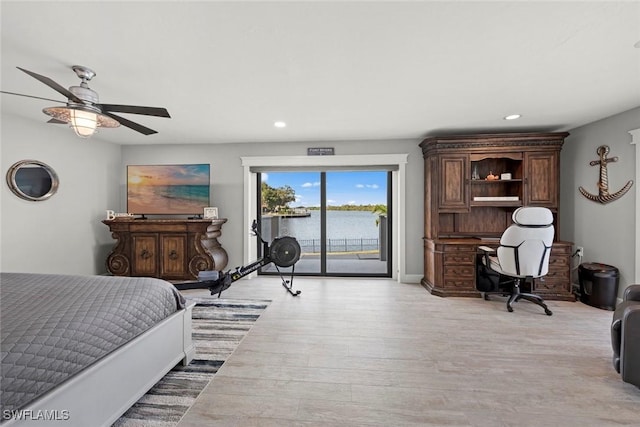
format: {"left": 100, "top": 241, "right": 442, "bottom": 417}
{"left": 69, "top": 109, "right": 98, "bottom": 137}
{"left": 42, "top": 105, "right": 120, "bottom": 138}
{"left": 7, "top": 66, "right": 169, "bottom": 136}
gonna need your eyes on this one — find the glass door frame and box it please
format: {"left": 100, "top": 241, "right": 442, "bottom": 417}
{"left": 240, "top": 153, "right": 409, "bottom": 282}
{"left": 256, "top": 170, "right": 392, "bottom": 278}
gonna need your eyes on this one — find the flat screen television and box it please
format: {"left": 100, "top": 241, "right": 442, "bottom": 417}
{"left": 127, "top": 164, "right": 210, "bottom": 216}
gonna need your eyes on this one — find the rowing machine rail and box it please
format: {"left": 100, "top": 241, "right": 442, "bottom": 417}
{"left": 183, "top": 220, "right": 301, "bottom": 297}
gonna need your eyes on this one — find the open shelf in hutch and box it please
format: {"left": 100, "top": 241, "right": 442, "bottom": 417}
{"left": 470, "top": 153, "right": 523, "bottom": 207}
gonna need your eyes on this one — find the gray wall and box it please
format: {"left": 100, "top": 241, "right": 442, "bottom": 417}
{"left": 121, "top": 139, "right": 425, "bottom": 278}
{"left": 1, "top": 115, "right": 121, "bottom": 274}
{"left": 2, "top": 107, "right": 637, "bottom": 292}
{"left": 560, "top": 107, "right": 639, "bottom": 296}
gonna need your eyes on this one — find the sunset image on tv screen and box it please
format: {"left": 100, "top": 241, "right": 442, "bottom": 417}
{"left": 127, "top": 164, "right": 210, "bottom": 215}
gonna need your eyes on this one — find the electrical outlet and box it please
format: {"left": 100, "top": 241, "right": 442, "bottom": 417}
{"left": 576, "top": 246, "right": 584, "bottom": 258}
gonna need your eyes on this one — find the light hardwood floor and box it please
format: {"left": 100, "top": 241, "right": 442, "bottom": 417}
{"left": 177, "top": 277, "right": 639, "bottom": 426}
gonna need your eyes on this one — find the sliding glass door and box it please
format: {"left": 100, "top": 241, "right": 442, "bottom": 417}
{"left": 258, "top": 169, "right": 390, "bottom": 277}
{"left": 325, "top": 171, "right": 389, "bottom": 275}
{"left": 259, "top": 171, "right": 322, "bottom": 274}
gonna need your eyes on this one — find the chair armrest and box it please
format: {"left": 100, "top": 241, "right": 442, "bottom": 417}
{"left": 623, "top": 284, "right": 640, "bottom": 302}
{"left": 478, "top": 246, "right": 495, "bottom": 253}
{"left": 611, "top": 302, "right": 627, "bottom": 372}
{"left": 620, "top": 304, "right": 640, "bottom": 386}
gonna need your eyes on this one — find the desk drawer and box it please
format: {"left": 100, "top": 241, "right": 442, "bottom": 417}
{"left": 546, "top": 268, "right": 569, "bottom": 280}
{"left": 549, "top": 256, "right": 569, "bottom": 269}
{"left": 442, "top": 244, "right": 476, "bottom": 252}
{"left": 444, "top": 265, "right": 475, "bottom": 277}
{"left": 443, "top": 278, "right": 476, "bottom": 290}
{"left": 443, "top": 252, "right": 476, "bottom": 264}
{"left": 533, "top": 278, "right": 570, "bottom": 293}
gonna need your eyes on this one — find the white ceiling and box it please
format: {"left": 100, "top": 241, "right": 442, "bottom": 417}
{"left": 1, "top": 1, "right": 639, "bottom": 145}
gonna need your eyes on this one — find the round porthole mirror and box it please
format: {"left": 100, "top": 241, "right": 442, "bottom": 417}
{"left": 6, "top": 160, "right": 59, "bottom": 201}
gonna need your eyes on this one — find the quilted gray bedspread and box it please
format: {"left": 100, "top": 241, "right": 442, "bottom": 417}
{"left": 0, "top": 273, "right": 186, "bottom": 413}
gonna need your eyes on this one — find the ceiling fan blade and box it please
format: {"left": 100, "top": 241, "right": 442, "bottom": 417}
{"left": 99, "top": 104, "right": 171, "bottom": 118}
{"left": 0, "top": 90, "right": 66, "bottom": 104}
{"left": 16, "top": 67, "right": 84, "bottom": 104}
{"left": 103, "top": 112, "right": 158, "bottom": 135}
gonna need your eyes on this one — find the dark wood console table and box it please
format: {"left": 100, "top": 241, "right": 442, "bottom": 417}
{"left": 103, "top": 218, "right": 228, "bottom": 281}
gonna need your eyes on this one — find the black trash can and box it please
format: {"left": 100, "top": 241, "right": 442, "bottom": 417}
{"left": 578, "top": 263, "right": 619, "bottom": 311}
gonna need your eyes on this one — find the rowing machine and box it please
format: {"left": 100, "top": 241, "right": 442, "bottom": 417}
{"left": 178, "top": 220, "right": 302, "bottom": 297}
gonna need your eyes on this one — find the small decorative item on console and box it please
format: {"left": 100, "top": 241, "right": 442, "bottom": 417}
{"left": 203, "top": 207, "right": 219, "bottom": 219}
{"left": 486, "top": 171, "right": 499, "bottom": 180}
{"left": 105, "top": 210, "right": 135, "bottom": 220}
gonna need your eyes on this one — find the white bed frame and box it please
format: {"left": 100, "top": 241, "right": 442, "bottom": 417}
{"left": 3, "top": 302, "right": 196, "bottom": 427}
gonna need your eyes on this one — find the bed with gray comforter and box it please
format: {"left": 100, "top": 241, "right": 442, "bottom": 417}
{"left": 0, "top": 272, "right": 186, "bottom": 416}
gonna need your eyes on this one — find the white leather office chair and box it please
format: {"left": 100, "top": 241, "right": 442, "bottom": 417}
{"left": 478, "top": 206, "right": 554, "bottom": 315}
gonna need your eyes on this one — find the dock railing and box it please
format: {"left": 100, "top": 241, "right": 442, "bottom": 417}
{"left": 296, "top": 238, "right": 379, "bottom": 254}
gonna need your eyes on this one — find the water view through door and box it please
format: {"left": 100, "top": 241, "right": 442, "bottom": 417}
{"left": 258, "top": 170, "right": 390, "bottom": 277}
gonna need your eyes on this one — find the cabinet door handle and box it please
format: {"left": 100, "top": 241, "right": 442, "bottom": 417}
{"left": 140, "top": 249, "right": 152, "bottom": 259}
{"left": 169, "top": 250, "right": 179, "bottom": 260}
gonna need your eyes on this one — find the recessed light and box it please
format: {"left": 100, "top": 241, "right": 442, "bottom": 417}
{"left": 504, "top": 114, "right": 521, "bottom": 120}
{"left": 274, "top": 121, "right": 286, "bottom": 128}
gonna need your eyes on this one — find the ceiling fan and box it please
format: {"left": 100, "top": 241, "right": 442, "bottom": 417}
{"left": 0, "top": 65, "right": 171, "bottom": 137}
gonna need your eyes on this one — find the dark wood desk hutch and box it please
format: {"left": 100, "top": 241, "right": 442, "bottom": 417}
{"left": 103, "top": 219, "right": 228, "bottom": 281}
{"left": 420, "top": 132, "right": 574, "bottom": 301}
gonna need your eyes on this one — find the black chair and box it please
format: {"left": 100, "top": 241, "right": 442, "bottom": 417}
{"left": 477, "top": 206, "right": 554, "bottom": 315}
{"left": 611, "top": 284, "right": 640, "bottom": 387}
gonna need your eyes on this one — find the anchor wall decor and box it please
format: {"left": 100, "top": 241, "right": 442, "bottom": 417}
{"left": 579, "top": 145, "right": 633, "bottom": 204}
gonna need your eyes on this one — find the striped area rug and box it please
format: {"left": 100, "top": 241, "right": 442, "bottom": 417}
{"left": 112, "top": 297, "right": 270, "bottom": 427}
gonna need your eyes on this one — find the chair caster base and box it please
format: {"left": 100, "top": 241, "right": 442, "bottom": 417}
{"left": 505, "top": 295, "right": 552, "bottom": 315}
{"left": 506, "top": 304, "right": 552, "bottom": 315}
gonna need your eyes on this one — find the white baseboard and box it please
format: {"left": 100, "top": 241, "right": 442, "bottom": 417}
{"left": 400, "top": 274, "right": 423, "bottom": 284}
